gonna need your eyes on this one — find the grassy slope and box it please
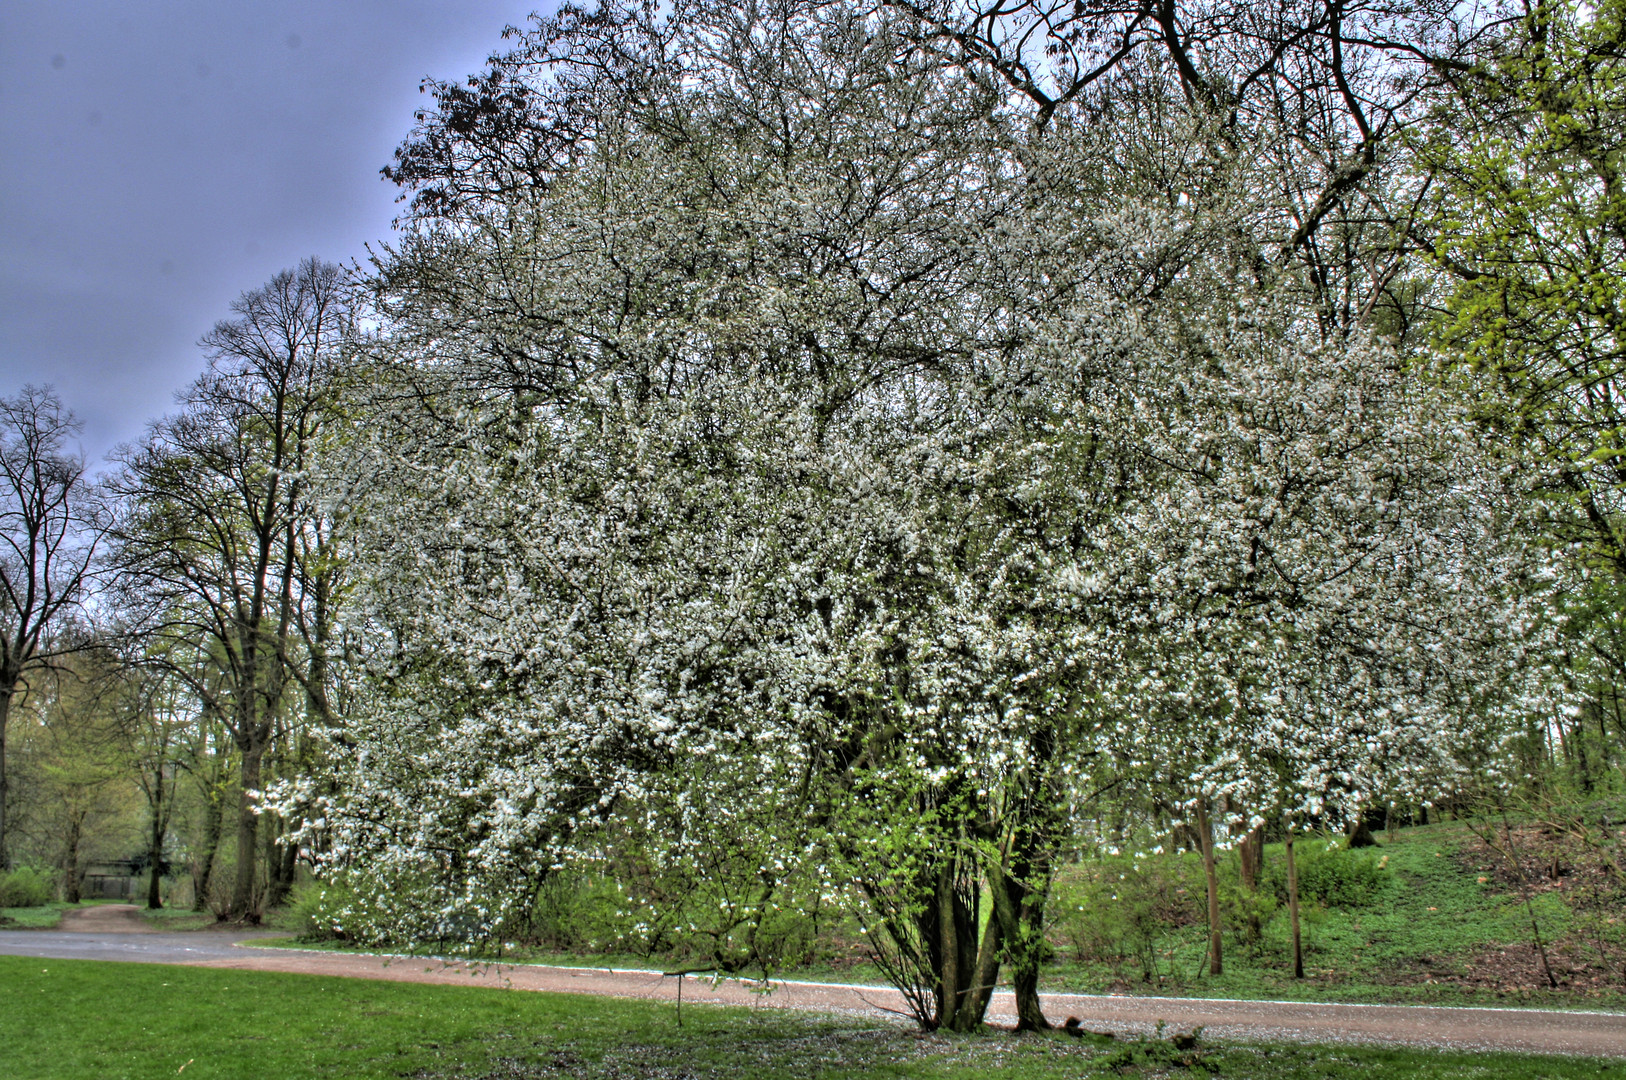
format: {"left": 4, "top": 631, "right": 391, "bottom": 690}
{"left": 1038, "top": 820, "right": 1621, "bottom": 1009}
{"left": 0, "top": 954, "right": 1617, "bottom": 1080}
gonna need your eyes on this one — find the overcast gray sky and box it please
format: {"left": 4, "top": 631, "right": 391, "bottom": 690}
{"left": 1, "top": 1, "right": 548, "bottom": 472}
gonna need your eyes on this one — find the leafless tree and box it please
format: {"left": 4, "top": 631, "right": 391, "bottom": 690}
{"left": 0, "top": 386, "right": 103, "bottom": 870}
{"left": 109, "top": 258, "right": 349, "bottom": 920}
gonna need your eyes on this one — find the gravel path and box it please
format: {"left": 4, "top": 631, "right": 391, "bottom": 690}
{"left": 3, "top": 911, "right": 1622, "bottom": 1058}
{"left": 55, "top": 903, "right": 159, "bottom": 932}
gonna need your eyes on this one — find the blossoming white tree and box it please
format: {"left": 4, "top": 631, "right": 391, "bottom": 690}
{"left": 291, "top": 0, "right": 1555, "bottom": 1030}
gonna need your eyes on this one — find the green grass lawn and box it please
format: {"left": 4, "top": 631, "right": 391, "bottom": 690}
{"left": 1, "top": 902, "right": 68, "bottom": 928}
{"left": 138, "top": 905, "right": 224, "bottom": 930}
{"left": 0, "top": 954, "right": 1617, "bottom": 1080}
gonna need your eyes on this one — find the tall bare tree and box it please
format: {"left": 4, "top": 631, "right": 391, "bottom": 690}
{"left": 0, "top": 387, "right": 102, "bottom": 869}
{"left": 110, "top": 259, "right": 348, "bottom": 920}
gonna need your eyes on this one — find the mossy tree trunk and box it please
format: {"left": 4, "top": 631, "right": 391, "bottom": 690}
{"left": 1285, "top": 832, "right": 1304, "bottom": 979}
{"left": 1196, "top": 797, "right": 1222, "bottom": 976}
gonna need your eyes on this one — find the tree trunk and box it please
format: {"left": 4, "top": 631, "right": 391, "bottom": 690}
{"left": 1347, "top": 810, "right": 1378, "bottom": 848}
{"left": 62, "top": 812, "right": 84, "bottom": 904}
{"left": 911, "top": 848, "right": 1004, "bottom": 1034}
{"left": 1237, "top": 824, "right": 1260, "bottom": 893}
{"left": 986, "top": 866, "right": 1051, "bottom": 1030}
{"left": 959, "top": 899, "right": 1002, "bottom": 1028}
{"left": 936, "top": 862, "right": 961, "bottom": 1026}
{"left": 1286, "top": 833, "right": 1304, "bottom": 979}
{"left": 1011, "top": 959, "right": 1048, "bottom": 1030}
{"left": 1237, "top": 823, "right": 1263, "bottom": 941}
{"left": 230, "top": 743, "right": 264, "bottom": 922}
{"left": 1196, "top": 798, "right": 1222, "bottom": 976}
{"left": 146, "top": 777, "right": 165, "bottom": 909}
{"left": 930, "top": 857, "right": 988, "bottom": 1032}
{"left": 1572, "top": 715, "right": 1593, "bottom": 792}
{"left": 266, "top": 831, "right": 298, "bottom": 909}
{"left": 0, "top": 696, "right": 9, "bottom": 871}
{"left": 0, "top": 688, "right": 10, "bottom": 872}
{"left": 192, "top": 781, "right": 225, "bottom": 912}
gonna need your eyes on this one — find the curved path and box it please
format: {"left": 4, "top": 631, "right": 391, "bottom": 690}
{"left": 3, "top": 909, "right": 1622, "bottom": 1058}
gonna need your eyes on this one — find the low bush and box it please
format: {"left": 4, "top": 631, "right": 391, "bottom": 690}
{"left": 1220, "top": 863, "right": 1278, "bottom": 943}
{"left": 287, "top": 879, "right": 357, "bottom": 942}
{"left": 519, "top": 865, "right": 844, "bottom": 974}
{"left": 522, "top": 872, "right": 639, "bottom": 954}
{"left": 1266, "top": 841, "right": 1393, "bottom": 909}
{"left": 1050, "top": 855, "right": 1205, "bottom": 983}
{"left": 0, "top": 865, "right": 56, "bottom": 908}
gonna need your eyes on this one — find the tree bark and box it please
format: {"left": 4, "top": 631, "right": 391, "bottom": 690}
{"left": 913, "top": 848, "right": 1003, "bottom": 1033}
{"left": 1011, "top": 961, "right": 1048, "bottom": 1030}
{"left": 266, "top": 830, "right": 298, "bottom": 909}
{"left": 1197, "top": 797, "right": 1223, "bottom": 976}
{"left": 958, "top": 900, "right": 1002, "bottom": 1028}
{"left": 192, "top": 779, "right": 225, "bottom": 913}
{"left": 936, "top": 862, "right": 961, "bottom": 1026}
{"left": 1286, "top": 833, "right": 1304, "bottom": 979}
{"left": 230, "top": 742, "right": 264, "bottom": 922}
{"left": 145, "top": 777, "right": 165, "bottom": 909}
{"left": 986, "top": 866, "right": 1051, "bottom": 1030}
{"left": 1572, "top": 714, "right": 1593, "bottom": 792}
{"left": 0, "top": 686, "right": 11, "bottom": 872}
{"left": 1237, "top": 824, "right": 1260, "bottom": 893}
{"left": 62, "top": 812, "right": 84, "bottom": 904}
{"left": 1237, "top": 822, "right": 1264, "bottom": 941}
{"left": 939, "top": 860, "right": 987, "bottom": 1032}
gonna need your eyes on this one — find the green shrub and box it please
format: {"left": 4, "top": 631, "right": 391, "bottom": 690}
{"left": 0, "top": 865, "right": 56, "bottom": 908}
{"left": 287, "top": 879, "right": 356, "bottom": 942}
{"left": 1050, "top": 855, "right": 1205, "bottom": 983}
{"left": 1220, "top": 866, "right": 1279, "bottom": 942}
{"left": 1266, "top": 841, "right": 1393, "bottom": 909}
{"left": 523, "top": 872, "right": 639, "bottom": 954}
{"left": 520, "top": 867, "right": 838, "bottom": 973}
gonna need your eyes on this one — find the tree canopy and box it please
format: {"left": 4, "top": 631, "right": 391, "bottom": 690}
{"left": 268, "top": 0, "right": 1561, "bottom": 1030}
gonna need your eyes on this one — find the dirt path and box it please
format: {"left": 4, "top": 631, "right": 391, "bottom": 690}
{"left": 56, "top": 904, "right": 156, "bottom": 933}
{"left": 2, "top": 926, "right": 1621, "bottom": 1056}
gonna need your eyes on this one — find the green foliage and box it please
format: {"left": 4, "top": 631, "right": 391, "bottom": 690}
{"left": 291, "top": 819, "right": 1623, "bottom": 1008}
{"left": 1417, "top": 0, "right": 1626, "bottom": 803}
{"left": 1027, "top": 822, "right": 1626, "bottom": 1006}
{"left": 1050, "top": 855, "right": 1205, "bottom": 984}
{"left": 0, "top": 865, "right": 56, "bottom": 908}
{"left": 523, "top": 872, "right": 656, "bottom": 955}
{"left": 1220, "top": 870, "right": 1279, "bottom": 944}
{"left": 1423, "top": 0, "right": 1626, "bottom": 546}
{"left": 287, "top": 879, "right": 358, "bottom": 942}
{"left": 1265, "top": 843, "right": 1395, "bottom": 910}
{"left": 517, "top": 861, "right": 841, "bottom": 976}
